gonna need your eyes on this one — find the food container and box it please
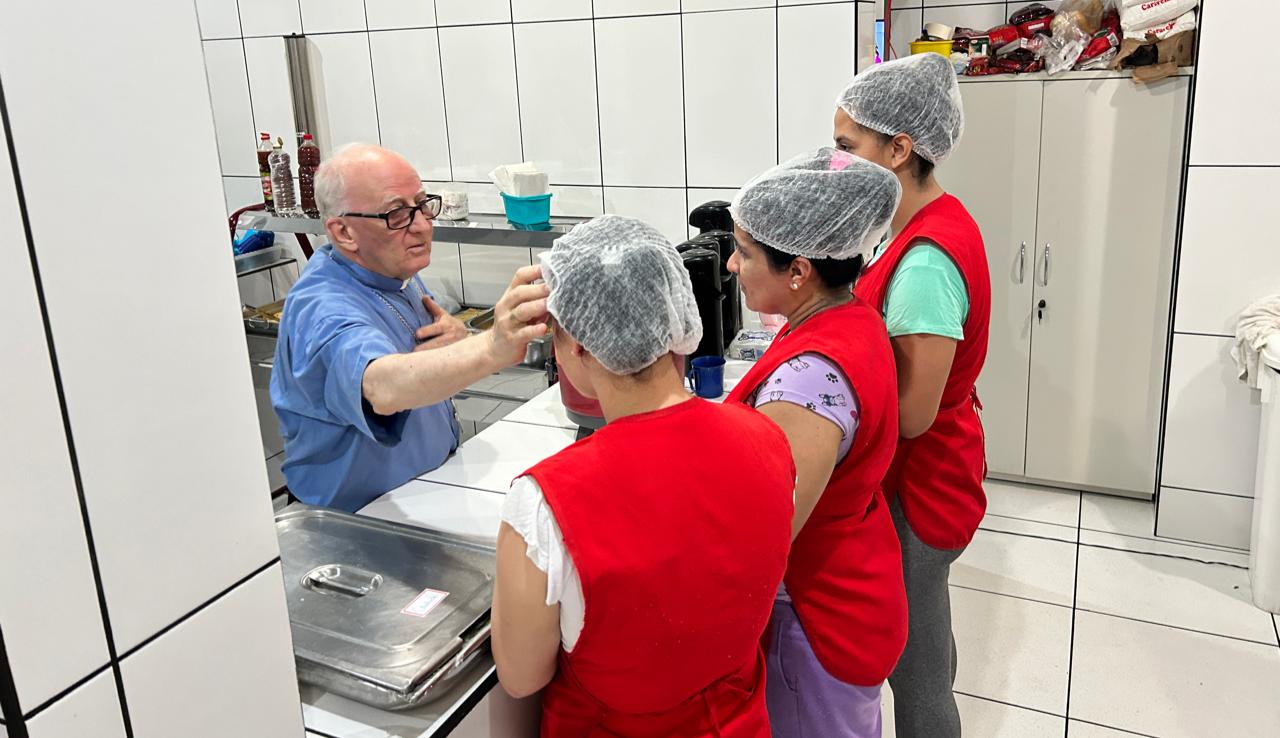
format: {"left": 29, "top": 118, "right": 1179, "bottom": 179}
{"left": 501, "top": 192, "right": 553, "bottom": 227}
{"left": 909, "top": 40, "right": 956, "bottom": 57}
{"left": 440, "top": 189, "right": 469, "bottom": 220}
{"left": 465, "top": 307, "right": 552, "bottom": 369}
{"left": 988, "top": 24, "right": 1020, "bottom": 48}
{"left": 277, "top": 507, "right": 496, "bottom": 710}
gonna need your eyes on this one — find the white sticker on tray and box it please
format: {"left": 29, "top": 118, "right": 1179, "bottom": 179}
{"left": 402, "top": 588, "right": 449, "bottom": 618}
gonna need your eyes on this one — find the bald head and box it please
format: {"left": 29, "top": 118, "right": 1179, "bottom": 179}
{"left": 314, "top": 143, "right": 420, "bottom": 220}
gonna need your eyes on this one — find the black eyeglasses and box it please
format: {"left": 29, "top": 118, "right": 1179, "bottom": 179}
{"left": 342, "top": 195, "right": 443, "bottom": 230}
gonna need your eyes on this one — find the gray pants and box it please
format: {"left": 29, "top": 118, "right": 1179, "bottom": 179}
{"left": 887, "top": 498, "right": 966, "bottom": 738}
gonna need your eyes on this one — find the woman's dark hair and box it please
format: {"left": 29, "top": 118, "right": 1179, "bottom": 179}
{"left": 871, "top": 130, "right": 935, "bottom": 182}
{"left": 759, "top": 240, "right": 865, "bottom": 290}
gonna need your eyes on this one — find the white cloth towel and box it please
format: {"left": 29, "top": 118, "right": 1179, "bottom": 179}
{"left": 1232, "top": 294, "right": 1280, "bottom": 389}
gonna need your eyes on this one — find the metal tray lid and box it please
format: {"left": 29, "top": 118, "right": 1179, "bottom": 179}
{"left": 276, "top": 507, "right": 495, "bottom": 696}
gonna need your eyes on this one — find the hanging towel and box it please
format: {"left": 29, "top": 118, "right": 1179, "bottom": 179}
{"left": 1232, "top": 294, "right": 1280, "bottom": 389}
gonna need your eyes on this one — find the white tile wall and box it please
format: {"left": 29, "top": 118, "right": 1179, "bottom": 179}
{"left": 243, "top": 36, "right": 299, "bottom": 163}
{"left": 683, "top": 8, "right": 777, "bottom": 187}
{"left": 365, "top": 0, "right": 437, "bottom": 30}
{"left": 514, "top": 21, "right": 602, "bottom": 186}
{"left": 1159, "top": 0, "right": 1278, "bottom": 549}
{"left": 596, "top": 14, "right": 685, "bottom": 186}
{"left": 438, "top": 24, "right": 523, "bottom": 181}
{"left": 24, "top": 671, "right": 125, "bottom": 738}
{"left": 0, "top": 120, "right": 111, "bottom": 715}
{"left": 307, "top": 33, "right": 382, "bottom": 150}
{"left": 1174, "top": 167, "right": 1280, "bottom": 336}
{"left": 237, "top": 0, "right": 302, "bottom": 37}
{"left": 2, "top": 3, "right": 301, "bottom": 736}
{"left": 512, "top": 0, "right": 593, "bottom": 23}
{"left": 924, "top": 2, "right": 1007, "bottom": 33}
{"left": 604, "top": 186, "right": 689, "bottom": 244}
{"left": 121, "top": 565, "right": 304, "bottom": 738}
{"left": 368, "top": 29, "right": 452, "bottom": 181}
{"left": 1189, "top": 0, "right": 1280, "bottom": 166}
{"left": 195, "top": 0, "right": 241, "bottom": 39}
{"left": 1, "top": 1, "right": 284, "bottom": 653}
{"left": 203, "top": 40, "right": 258, "bottom": 177}
{"left": 300, "top": 0, "right": 368, "bottom": 34}
{"left": 436, "top": 0, "right": 511, "bottom": 26}
{"left": 222, "top": 173, "right": 264, "bottom": 214}
{"left": 778, "top": 3, "right": 856, "bottom": 159}
{"left": 1161, "top": 334, "right": 1260, "bottom": 497}
{"left": 419, "top": 242, "right": 464, "bottom": 307}
{"left": 888, "top": 6, "right": 922, "bottom": 60}
{"left": 1157, "top": 487, "right": 1253, "bottom": 551}
{"left": 461, "top": 245, "right": 535, "bottom": 306}
{"left": 549, "top": 185, "right": 606, "bottom": 217}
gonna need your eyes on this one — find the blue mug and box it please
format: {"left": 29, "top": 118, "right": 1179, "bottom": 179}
{"left": 688, "top": 356, "right": 726, "bottom": 399}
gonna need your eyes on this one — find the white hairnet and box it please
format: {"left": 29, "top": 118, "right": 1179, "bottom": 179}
{"left": 540, "top": 215, "right": 702, "bottom": 375}
{"left": 836, "top": 53, "right": 965, "bottom": 164}
{"left": 730, "top": 148, "right": 901, "bottom": 261}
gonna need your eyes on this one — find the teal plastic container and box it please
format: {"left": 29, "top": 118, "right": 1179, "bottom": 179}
{"left": 501, "top": 192, "right": 553, "bottom": 226}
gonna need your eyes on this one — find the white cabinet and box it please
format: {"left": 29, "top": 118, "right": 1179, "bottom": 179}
{"left": 942, "top": 80, "right": 1043, "bottom": 478}
{"left": 943, "top": 74, "right": 1189, "bottom": 496}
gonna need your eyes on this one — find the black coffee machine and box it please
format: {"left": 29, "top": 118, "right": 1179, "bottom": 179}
{"left": 676, "top": 201, "right": 742, "bottom": 359}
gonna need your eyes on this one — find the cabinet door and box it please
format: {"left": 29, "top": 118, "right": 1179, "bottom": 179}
{"left": 939, "top": 80, "right": 1043, "bottom": 477}
{"left": 1025, "top": 77, "right": 1189, "bottom": 495}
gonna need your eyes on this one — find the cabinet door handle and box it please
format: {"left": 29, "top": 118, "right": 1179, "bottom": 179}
{"left": 1041, "top": 244, "right": 1052, "bottom": 287}
{"left": 1017, "top": 242, "right": 1026, "bottom": 284}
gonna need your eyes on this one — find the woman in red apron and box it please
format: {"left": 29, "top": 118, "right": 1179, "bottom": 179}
{"left": 724, "top": 148, "right": 906, "bottom": 738}
{"left": 836, "top": 53, "right": 991, "bottom": 738}
{"left": 490, "top": 215, "right": 796, "bottom": 737}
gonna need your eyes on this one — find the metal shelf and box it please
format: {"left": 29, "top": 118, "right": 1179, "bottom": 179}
{"left": 235, "top": 245, "right": 298, "bottom": 278}
{"left": 236, "top": 211, "right": 589, "bottom": 249}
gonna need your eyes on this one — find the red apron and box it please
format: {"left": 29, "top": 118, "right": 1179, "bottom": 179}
{"left": 726, "top": 299, "right": 907, "bottom": 686}
{"left": 524, "top": 399, "right": 795, "bottom": 737}
{"left": 854, "top": 193, "right": 992, "bottom": 550}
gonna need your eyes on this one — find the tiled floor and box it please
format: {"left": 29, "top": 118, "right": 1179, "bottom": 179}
{"left": 879, "top": 479, "right": 1280, "bottom": 738}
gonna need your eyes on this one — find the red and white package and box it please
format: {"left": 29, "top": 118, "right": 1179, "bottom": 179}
{"left": 1120, "top": 0, "right": 1197, "bottom": 33}
{"left": 1127, "top": 9, "right": 1196, "bottom": 40}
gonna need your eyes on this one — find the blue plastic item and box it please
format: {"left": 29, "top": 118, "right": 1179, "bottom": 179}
{"left": 688, "top": 356, "right": 726, "bottom": 399}
{"left": 501, "top": 192, "right": 553, "bottom": 226}
{"left": 233, "top": 229, "right": 276, "bottom": 256}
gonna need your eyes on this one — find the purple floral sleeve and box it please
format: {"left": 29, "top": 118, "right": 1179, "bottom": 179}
{"left": 751, "top": 353, "right": 859, "bottom": 462}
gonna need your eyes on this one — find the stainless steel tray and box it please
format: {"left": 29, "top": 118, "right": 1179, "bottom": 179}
{"left": 276, "top": 507, "right": 495, "bottom": 710}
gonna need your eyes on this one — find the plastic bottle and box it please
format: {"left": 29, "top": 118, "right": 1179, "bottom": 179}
{"left": 297, "top": 133, "right": 320, "bottom": 217}
{"left": 256, "top": 132, "right": 274, "bottom": 212}
{"left": 269, "top": 137, "right": 298, "bottom": 216}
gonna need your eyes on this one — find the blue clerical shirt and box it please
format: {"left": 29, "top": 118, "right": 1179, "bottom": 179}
{"left": 270, "top": 245, "right": 460, "bottom": 511}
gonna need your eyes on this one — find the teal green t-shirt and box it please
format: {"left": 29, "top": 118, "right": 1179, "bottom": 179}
{"left": 869, "top": 241, "right": 969, "bottom": 340}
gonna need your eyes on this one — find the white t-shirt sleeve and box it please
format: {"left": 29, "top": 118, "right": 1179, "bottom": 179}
{"left": 501, "top": 475, "right": 586, "bottom": 652}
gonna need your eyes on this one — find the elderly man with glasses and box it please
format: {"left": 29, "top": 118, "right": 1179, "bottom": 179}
{"left": 271, "top": 143, "right": 550, "bottom": 511}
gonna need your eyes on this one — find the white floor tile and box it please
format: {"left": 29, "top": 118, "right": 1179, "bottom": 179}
{"left": 979, "top": 512, "right": 1078, "bottom": 544}
{"left": 953, "top": 528, "right": 1077, "bottom": 606}
{"left": 984, "top": 479, "right": 1081, "bottom": 527}
{"left": 419, "top": 421, "right": 576, "bottom": 493}
{"left": 1080, "top": 492, "right": 1156, "bottom": 539}
{"left": 1076, "top": 545, "right": 1277, "bottom": 645}
{"left": 955, "top": 693, "right": 1066, "bottom": 737}
{"left": 1070, "top": 610, "right": 1280, "bottom": 738}
{"left": 952, "top": 587, "right": 1072, "bottom": 715}
{"left": 1067, "top": 721, "right": 1153, "bottom": 737}
{"left": 1079, "top": 528, "right": 1249, "bottom": 568}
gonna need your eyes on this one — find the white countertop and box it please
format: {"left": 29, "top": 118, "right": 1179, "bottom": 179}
{"left": 299, "top": 360, "right": 753, "bottom": 738}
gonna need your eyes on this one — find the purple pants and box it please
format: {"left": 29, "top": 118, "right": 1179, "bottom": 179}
{"left": 765, "top": 597, "right": 883, "bottom": 738}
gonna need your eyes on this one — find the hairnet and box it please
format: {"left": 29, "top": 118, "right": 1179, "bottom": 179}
{"left": 836, "top": 53, "right": 965, "bottom": 164}
{"left": 730, "top": 148, "right": 901, "bottom": 261}
{"left": 540, "top": 215, "right": 702, "bottom": 375}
